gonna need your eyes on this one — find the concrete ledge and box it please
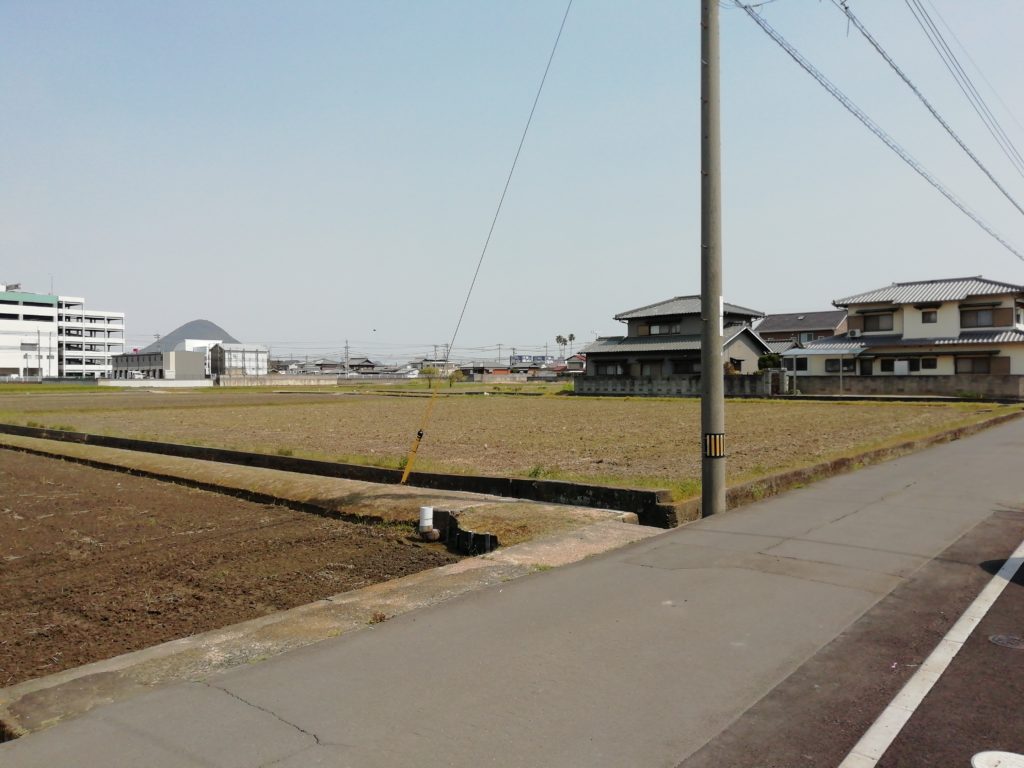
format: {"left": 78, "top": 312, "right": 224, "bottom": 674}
{"left": 0, "top": 424, "right": 678, "bottom": 527}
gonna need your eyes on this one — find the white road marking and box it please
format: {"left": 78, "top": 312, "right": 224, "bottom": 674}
{"left": 838, "top": 536, "right": 1024, "bottom": 768}
{"left": 972, "top": 752, "right": 1024, "bottom": 768}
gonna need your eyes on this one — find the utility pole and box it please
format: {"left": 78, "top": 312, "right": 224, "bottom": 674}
{"left": 700, "top": 0, "right": 726, "bottom": 516}
{"left": 344, "top": 339, "right": 350, "bottom": 373}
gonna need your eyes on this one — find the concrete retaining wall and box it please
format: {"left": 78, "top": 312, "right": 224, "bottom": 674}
{"left": 575, "top": 373, "right": 771, "bottom": 397}
{"left": 793, "top": 373, "right": 1024, "bottom": 400}
{"left": 0, "top": 424, "right": 680, "bottom": 528}
{"left": 98, "top": 379, "right": 213, "bottom": 389}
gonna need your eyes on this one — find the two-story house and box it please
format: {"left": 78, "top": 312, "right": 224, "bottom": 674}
{"left": 782, "top": 277, "right": 1024, "bottom": 394}
{"left": 580, "top": 295, "right": 770, "bottom": 385}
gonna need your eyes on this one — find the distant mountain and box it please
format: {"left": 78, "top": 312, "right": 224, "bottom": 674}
{"left": 140, "top": 319, "right": 239, "bottom": 354}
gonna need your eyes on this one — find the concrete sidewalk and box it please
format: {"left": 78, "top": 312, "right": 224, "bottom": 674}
{"left": 3, "top": 419, "right": 1024, "bottom": 767}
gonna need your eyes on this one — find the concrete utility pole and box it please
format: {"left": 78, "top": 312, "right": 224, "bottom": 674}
{"left": 700, "top": 0, "right": 726, "bottom": 516}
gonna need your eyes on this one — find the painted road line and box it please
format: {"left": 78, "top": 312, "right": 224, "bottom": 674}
{"left": 838, "top": 536, "right": 1024, "bottom": 768}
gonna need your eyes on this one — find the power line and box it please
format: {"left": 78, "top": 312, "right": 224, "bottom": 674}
{"left": 400, "top": 0, "right": 575, "bottom": 483}
{"left": 735, "top": 1, "right": 1024, "bottom": 262}
{"left": 921, "top": 0, "right": 1024, "bottom": 140}
{"left": 829, "top": 0, "right": 1024, "bottom": 219}
{"left": 904, "top": 0, "right": 1024, "bottom": 178}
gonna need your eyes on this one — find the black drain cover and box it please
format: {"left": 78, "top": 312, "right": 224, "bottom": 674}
{"left": 988, "top": 634, "right": 1024, "bottom": 650}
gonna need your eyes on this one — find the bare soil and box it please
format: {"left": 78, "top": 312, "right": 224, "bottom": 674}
{"left": 0, "top": 450, "right": 457, "bottom": 688}
{"left": 0, "top": 388, "right": 1015, "bottom": 497}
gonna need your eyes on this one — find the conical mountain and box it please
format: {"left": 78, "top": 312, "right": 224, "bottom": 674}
{"left": 140, "top": 320, "right": 239, "bottom": 354}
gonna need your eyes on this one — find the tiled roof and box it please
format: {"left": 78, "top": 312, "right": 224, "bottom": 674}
{"left": 614, "top": 295, "right": 764, "bottom": 321}
{"left": 765, "top": 340, "right": 798, "bottom": 353}
{"left": 580, "top": 335, "right": 702, "bottom": 354}
{"left": 833, "top": 277, "right": 1024, "bottom": 306}
{"left": 757, "top": 310, "right": 846, "bottom": 333}
{"left": 794, "top": 329, "right": 1024, "bottom": 353}
{"left": 581, "top": 327, "right": 770, "bottom": 355}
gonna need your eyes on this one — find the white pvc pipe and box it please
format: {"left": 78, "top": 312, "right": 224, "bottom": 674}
{"left": 418, "top": 506, "right": 434, "bottom": 533}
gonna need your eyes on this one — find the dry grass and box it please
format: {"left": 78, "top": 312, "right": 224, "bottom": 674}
{"left": 457, "top": 503, "right": 613, "bottom": 547}
{"left": 0, "top": 387, "right": 1017, "bottom": 500}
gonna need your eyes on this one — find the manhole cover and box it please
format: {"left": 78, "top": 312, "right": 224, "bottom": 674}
{"left": 988, "top": 634, "right": 1024, "bottom": 650}
{"left": 972, "top": 751, "right": 1024, "bottom": 768}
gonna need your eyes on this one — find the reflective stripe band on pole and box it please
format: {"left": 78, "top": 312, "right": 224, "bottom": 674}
{"left": 704, "top": 433, "right": 726, "bottom": 458}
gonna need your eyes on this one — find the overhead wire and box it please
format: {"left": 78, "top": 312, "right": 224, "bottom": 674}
{"left": 400, "top": 0, "right": 575, "bottom": 484}
{"left": 829, "top": 0, "right": 1024, "bottom": 219}
{"left": 921, "top": 0, "right": 1024, "bottom": 139}
{"left": 734, "top": 1, "right": 1024, "bottom": 262}
{"left": 903, "top": 0, "right": 1024, "bottom": 178}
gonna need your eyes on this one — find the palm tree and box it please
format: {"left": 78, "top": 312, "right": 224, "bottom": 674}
{"left": 555, "top": 334, "right": 567, "bottom": 356}
{"left": 567, "top": 333, "right": 575, "bottom": 355}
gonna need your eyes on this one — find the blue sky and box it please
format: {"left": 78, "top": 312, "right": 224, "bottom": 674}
{"left": 3, "top": 1, "right": 1024, "bottom": 361}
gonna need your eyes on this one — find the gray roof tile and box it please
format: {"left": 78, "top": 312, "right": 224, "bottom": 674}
{"left": 833, "top": 276, "right": 1024, "bottom": 306}
{"left": 614, "top": 295, "right": 764, "bottom": 321}
{"left": 757, "top": 310, "right": 846, "bottom": 333}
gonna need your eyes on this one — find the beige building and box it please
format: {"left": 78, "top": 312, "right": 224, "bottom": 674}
{"left": 782, "top": 277, "right": 1024, "bottom": 397}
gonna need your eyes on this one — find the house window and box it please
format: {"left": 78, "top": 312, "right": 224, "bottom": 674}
{"left": 782, "top": 358, "right": 807, "bottom": 371}
{"left": 921, "top": 310, "right": 937, "bottom": 324}
{"left": 960, "top": 309, "right": 994, "bottom": 328}
{"left": 825, "top": 358, "right": 856, "bottom": 373}
{"left": 921, "top": 357, "right": 937, "bottom": 370}
{"left": 863, "top": 313, "right": 894, "bottom": 332}
{"left": 956, "top": 357, "right": 990, "bottom": 374}
{"left": 595, "top": 362, "right": 624, "bottom": 376}
{"left": 641, "top": 362, "right": 661, "bottom": 377}
{"left": 799, "top": 332, "right": 815, "bottom": 343}
{"left": 908, "top": 359, "right": 921, "bottom": 372}
{"left": 648, "top": 323, "right": 680, "bottom": 335}
{"left": 880, "top": 359, "right": 895, "bottom": 373}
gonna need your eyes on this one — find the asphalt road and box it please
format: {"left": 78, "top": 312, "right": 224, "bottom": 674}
{"left": 3, "top": 417, "right": 1023, "bottom": 767}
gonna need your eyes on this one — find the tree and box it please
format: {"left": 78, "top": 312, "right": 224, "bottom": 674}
{"left": 555, "top": 334, "right": 567, "bottom": 356}
{"left": 448, "top": 369, "right": 465, "bottom": 387}
{"left": 567, "top": 333, "right": 576, "bottom": 355}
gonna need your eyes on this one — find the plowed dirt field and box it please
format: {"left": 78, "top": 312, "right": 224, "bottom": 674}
{"left": 0, "top": 450, "right": 456, "bottom": 688}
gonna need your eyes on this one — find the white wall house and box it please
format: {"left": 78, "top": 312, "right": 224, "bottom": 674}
{"left": 783, "top": 276, "right": 1024, "bottom": 378}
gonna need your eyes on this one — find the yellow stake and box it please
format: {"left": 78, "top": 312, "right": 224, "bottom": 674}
{"left": 400, "top": 378, "right": 441, "bottom": 484}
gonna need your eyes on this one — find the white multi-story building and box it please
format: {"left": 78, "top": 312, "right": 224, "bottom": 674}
{"left": 0, "top": 283, "right": 125, "bottom": 379}
{"left": 0, "top": 284, "right": 59, "bottom": 378}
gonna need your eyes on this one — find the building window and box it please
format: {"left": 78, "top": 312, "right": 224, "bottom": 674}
{"left": 825, "top": 358, "right": 856, "bottom": 373}
{"left": 783, "top": 358, "right": 808, "bottom": 371}
{"left": 960, "top": 309, "right": 994, "bottom": 328}
{"left": 908, "top": 359, "right": 921, "bottom": 372}
{"left": 955, "top": 357, "right": 990, "bottom": 374}
{"left": 648, "top": 323, "right": 680, "bottom": 335}
{"left": 921, "top": 357, "right": 937, "bottom": 370}
{"left": 641, "top": 362, "right": 661, "bottom": 377}
{"left": 921, "top": 310, "right": 937, "bottom": 324}
{"left": 863, "top": 313, "right": 894, "bottom": 332}
{"left": 595, "top": 362, "right": 624, "bottom": 376}
{"left": 880, "top": 359, "right": 895, "bottom": 373}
